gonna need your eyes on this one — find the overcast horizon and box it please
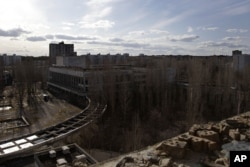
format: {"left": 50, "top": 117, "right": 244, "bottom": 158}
{"left": 0, "top": 0, "right": 250, "bottom": 56}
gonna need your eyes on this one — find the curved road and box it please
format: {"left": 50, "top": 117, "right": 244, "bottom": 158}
{"left": 0, "top": 97, "right": 106, "bottom": 162}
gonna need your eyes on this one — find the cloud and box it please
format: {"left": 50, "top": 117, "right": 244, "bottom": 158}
{"left": 222, "top": 1, "right": 250, "bottom": 16}
{"left": 128, "top": 30, "right": 145, "bottom": 36}
{"left": 226, "top": 29, "right": 236, "bottom": 33}
{"left": 153, "top": 10, "right": 195, "bottom": 28}
{"left": 80, "top": 20, "right": 115, "bottom": 29}
{"left": 0, "top": 1, "right": 46, "bottom": 31}
{"left": 198, "top": 26, "right": 218, "bottom": 31}
{"left": 55, "top": 34, "right": 97, "bottom": 40}
{"left": 45, "top": 35, "right": 54, "bottom": 39}
{"left": 223, "top": 36, "right": 242, "bottom": 41}
{"left": 83, "top": 7, "right": 112, "bottom": 21}
{"left": 168, "top": 34, "right": 199, "bottom": 42}
{"left": 85, "top": 0, "right": 122, "bottom": 10}
{"left": 226, "top": 29, "right": 248, "bottom": 33}
{"left": 62, "top": 22, "right": 75, "bottom": 26}
{"left": 0, "top": 28, "right": 30, "bottom": 37}
{"left": 149, "top": 29, "right": 169, "bottom": 34}
{"left": 80, "top": 1, "right": 114, "bottom": 29}
{"left": 122, "top": 42, "right": 149, "bottom": 48}
{"left": 10, "top": 37, "right": 19, "bottom": 41}
{"left": 62, "top": 27, "right": 72, "bottom": 30}
{"left": 25, "top": 34, "right": 97, "bottom": 41}
{"left": 204, "top": 27, "right": 218, "bottom": 31}
{"left": 87, "top": 40, "right": 149, "bottom": 48}
{"left": 32, "top": 24, "right": 50, "bottom": 30}
{"left": 127, "top": 29, "right": 169, "bottom": 39}
{"left": 200, "top": 41, "right": 247, "bottom": 48}
{"left": 99, "top": 7, "right": 113, "bottom": 18}
{"left": 86, "top": 0, "right": 116, "bottom": 7}
{"left": 187, "top": 26, "right": 193, "bottom": 33}
{"left": 26, "top": 36, "right": 47, "bottom": 42}
{"left": 109, "top": 38, "right": 124, "bottom": 42}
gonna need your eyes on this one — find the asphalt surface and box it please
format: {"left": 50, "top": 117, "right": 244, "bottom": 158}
{"left": 0, "top": 92, "right": 82, "bottom": 142}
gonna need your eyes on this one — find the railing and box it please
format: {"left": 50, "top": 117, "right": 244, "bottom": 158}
{"left": 0, "top": 97, "right": 107, "bottom": 162}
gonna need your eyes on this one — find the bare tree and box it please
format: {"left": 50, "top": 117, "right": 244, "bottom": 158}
{"left": 0, "top": 57, "right": 5, "bottom": 93}
{"left": 234, "top": 66, "right": 250, "bottom": 115}
{"left": 14, "top": 59, "right": 39, "bottom": 117}
{"left": 15, "top": 62, "right": 26, "bottom": 117}
{"left": 185, "top": 59, "right": 205, "bottom": 127}
{"left": 123, "top": 112, "right": 143, "bottom": 152}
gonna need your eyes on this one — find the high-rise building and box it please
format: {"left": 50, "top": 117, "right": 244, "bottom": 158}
{"left": 0, "top": 54, "right": 21, "bottom": 66}
{"left": 233, "top": 50, "right": 250, "bottom": 71}
{"left": 49, "top": 41, "right": 76, "bottom": 65}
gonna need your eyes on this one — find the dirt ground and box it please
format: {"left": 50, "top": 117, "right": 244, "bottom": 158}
{"left": 0, "top": 86, "right": 82, "bottom": 141}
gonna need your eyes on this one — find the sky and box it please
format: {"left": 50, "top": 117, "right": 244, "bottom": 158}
{"left": 0, "top": 0, "right": 250, "bottom": 56}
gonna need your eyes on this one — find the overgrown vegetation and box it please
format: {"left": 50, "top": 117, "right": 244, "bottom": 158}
{"left": 85, "top": 56, "right": 250, "bottom": 153}
{"left": 3, "top": 55, "right": 250, "bottom": 154}
{"left": 13, "top": 57, "right": 49, "bottom": 117}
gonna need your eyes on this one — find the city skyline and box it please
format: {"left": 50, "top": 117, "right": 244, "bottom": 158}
{"left": 0, "top": 0, "right": 250, "bottom": 56}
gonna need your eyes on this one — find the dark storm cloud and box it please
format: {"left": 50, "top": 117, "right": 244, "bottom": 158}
{"left": 0, "top": 28, "right": 30, "bottom": 37}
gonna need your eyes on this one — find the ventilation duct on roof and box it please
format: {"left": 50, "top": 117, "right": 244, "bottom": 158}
{"left": 49, "top": 150, "right": 56, "bottom": 158}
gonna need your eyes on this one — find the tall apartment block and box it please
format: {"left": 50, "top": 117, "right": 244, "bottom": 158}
{"left": 49, "top": 41, "right": 77, "bottom": 65}
{"left": 233, "top": 50, "right": 250, "bottom": 71}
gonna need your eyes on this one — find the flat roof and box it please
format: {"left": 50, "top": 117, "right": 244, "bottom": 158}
{"left": 34, "top": 143, "right": 97, "bottom": 167}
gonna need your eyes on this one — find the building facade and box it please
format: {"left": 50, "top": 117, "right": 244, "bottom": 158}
{"left": 0, "top": 54, "right": 21, "bottom": 66}
{"left": 55, "top": 53, "right": 129, "bottom": 68}
{"left": 48, "top": 65, "right": 146, "bottom": 98}
{"left": 49, "top": 41, "right": 77, "bottom": 65}
{"left": 233, "top": 50, "right": 250, "bottom": 71}
{"left": 0, "top": 54, "right": 21, "bottom": 88}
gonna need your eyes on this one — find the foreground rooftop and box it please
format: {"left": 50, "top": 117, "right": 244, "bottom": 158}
{"left": 34, "top": 143, "right": 97, "bottom": 167}
{"left": 0, "top": 112, "right": 249, "bottom": 166}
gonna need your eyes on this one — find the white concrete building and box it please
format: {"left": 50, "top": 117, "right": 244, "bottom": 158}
{"left": 48, "top": 65, "right": 146, "bottom": 97}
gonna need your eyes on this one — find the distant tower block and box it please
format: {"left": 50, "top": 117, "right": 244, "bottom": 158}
{"left": 49, "top": 41, "right": 77, "bottom": 65}
{"left": 232, "top": 50, "right": 250, "bottom": 71}
{"left": 232, "top": 50, "right": 242, "bottom": 55}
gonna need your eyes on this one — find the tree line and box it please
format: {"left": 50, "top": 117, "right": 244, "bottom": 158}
{"left": 86, "top": 56, "right": 250, "bottom": 153}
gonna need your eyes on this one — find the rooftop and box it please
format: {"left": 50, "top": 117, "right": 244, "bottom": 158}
{"left": 35, "top": 143, "right": 97, "bottom": 167}
{"left": 0, "top": 111, "right": 249, "bottom": 166}
{"left": 92, "top": 111, "right": 250, "bottom": 167}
